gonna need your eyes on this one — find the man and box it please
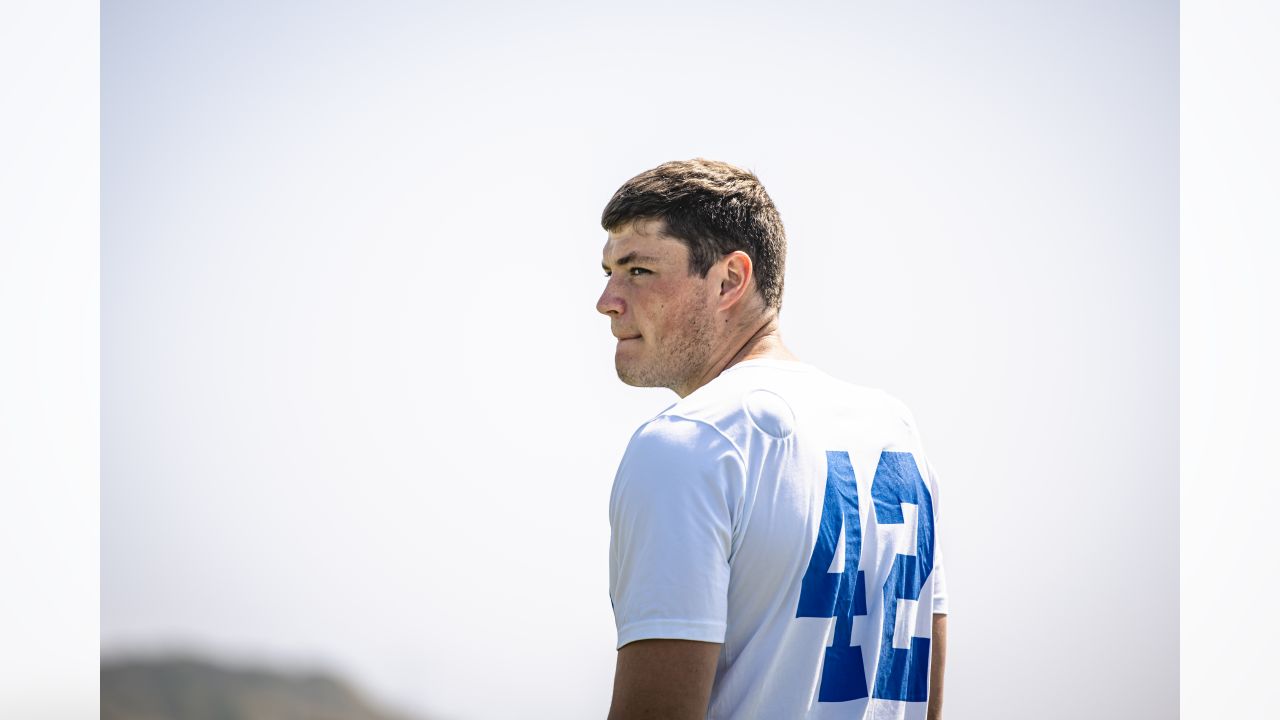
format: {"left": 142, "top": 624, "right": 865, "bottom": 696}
{"left": 597, "top": 159, "right": 949, "bottom": 720}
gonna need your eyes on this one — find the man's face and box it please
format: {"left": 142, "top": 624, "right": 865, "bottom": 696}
{"left": 596, "top": 220, "right": 719, "bottom": 392}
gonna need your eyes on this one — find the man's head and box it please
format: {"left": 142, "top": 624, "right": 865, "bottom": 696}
{"left": 596, "top": 159, "right": 788, "bottom": 395}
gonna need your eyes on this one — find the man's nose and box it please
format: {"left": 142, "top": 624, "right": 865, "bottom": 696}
{"left": 596, "top": 281, "right": 624, "bottom": 317}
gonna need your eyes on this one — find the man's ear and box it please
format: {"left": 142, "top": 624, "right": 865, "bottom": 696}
{"left": 719, "top": 251, "right": 754, "bottom": 309}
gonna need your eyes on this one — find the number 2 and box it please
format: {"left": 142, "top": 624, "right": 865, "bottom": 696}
{"left": 795, "top": 450, "right": 937, "bottom": 703}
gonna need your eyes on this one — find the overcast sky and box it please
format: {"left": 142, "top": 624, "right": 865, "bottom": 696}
{"left": 102, "top": 2, "right": 1177, "bottom": 718}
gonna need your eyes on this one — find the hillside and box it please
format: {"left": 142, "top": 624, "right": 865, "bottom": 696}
{"left": 101, "top": 656, "right": 420, "bottom": 720}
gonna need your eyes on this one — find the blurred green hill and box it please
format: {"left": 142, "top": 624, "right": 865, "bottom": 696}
{"left": 101, "top": 656, "right": 421, "bottom": 720}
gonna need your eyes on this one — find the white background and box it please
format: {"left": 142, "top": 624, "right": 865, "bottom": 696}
{"left": 13, "top": 0, "right": 1275, "bottom": 718}
{"left": 98, "top": 2, "right": 1175, "bottom": 719}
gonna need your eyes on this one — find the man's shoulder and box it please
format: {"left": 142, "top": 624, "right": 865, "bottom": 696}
{"left": 622, "top": 361, "right": 919, "bottom": 461}
{"left": 622, "top": 410, "right": 742, "bottom": 468}
{"left": 611, "top": 413, "right": 746, "bottom": 508}
{"left": 615, "top": 377, "right": 761, "bottom": 478}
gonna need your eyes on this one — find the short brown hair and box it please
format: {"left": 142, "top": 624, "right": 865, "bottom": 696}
{"left": 601, "top": 158, "right": 787, "bottom": 311}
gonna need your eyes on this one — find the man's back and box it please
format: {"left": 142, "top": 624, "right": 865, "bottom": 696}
{"left": 609, "top": 358, "right": 948, "bottom": 719}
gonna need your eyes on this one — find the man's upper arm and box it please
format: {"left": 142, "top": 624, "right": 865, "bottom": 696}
{"left": 607, "top": 416, "right": 744, "bottom": 716}
{"left": 608, "top": 639, "right": 721, "bottom": 720}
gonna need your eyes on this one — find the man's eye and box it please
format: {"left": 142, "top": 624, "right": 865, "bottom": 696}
{"left": 603, "top": 268, "right": 650, "bottom": 278}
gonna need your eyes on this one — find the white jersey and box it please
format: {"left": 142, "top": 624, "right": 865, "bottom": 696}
{"left": 609, "top": 358, "right": 948, "bottom": 720}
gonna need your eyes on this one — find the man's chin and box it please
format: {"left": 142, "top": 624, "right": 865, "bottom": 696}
{"left": 615, "top": 363, "right": 661, "bottom": 389}
{"left": 615, "top": 367, "right": 644, "bottom": 387}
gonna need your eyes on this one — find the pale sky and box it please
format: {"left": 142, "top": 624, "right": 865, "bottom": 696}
{"left": 102, "top": 2, "right": 1177, "bottom": 718}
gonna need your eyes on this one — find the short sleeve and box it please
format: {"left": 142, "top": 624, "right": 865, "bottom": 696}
{"left": 608, "top": 415, "right": 746, "bottom": 649}
{"left": 926, "top": 460, "right": 949, "bottom": 615}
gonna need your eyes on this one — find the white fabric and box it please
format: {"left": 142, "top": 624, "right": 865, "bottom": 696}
{"left": 608, "top": 359, "right": 948, "bottom": 720}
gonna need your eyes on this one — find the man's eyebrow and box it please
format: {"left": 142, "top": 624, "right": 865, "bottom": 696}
{"left": 601, "top": 252, "right": 661, "bottom": 270}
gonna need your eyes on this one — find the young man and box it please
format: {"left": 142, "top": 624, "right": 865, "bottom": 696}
{"left": 597, "top": 159, "right": 949, "bottom": 720}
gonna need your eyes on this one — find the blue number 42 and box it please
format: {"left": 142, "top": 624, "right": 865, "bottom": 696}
{"left": 795, "top": 450, "right": 937, "bottom": 703}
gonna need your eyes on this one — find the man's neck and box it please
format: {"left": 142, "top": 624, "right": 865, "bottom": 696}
{"left": 674, "top": 314, "right": 798, "bottom": 398}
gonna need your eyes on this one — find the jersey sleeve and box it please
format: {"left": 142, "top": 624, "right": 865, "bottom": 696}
{"left": 926, "top": 459, "right": 949, "bottom": 615}
{"left": 608, "top": 415, "right": 746, "bottom": 649}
